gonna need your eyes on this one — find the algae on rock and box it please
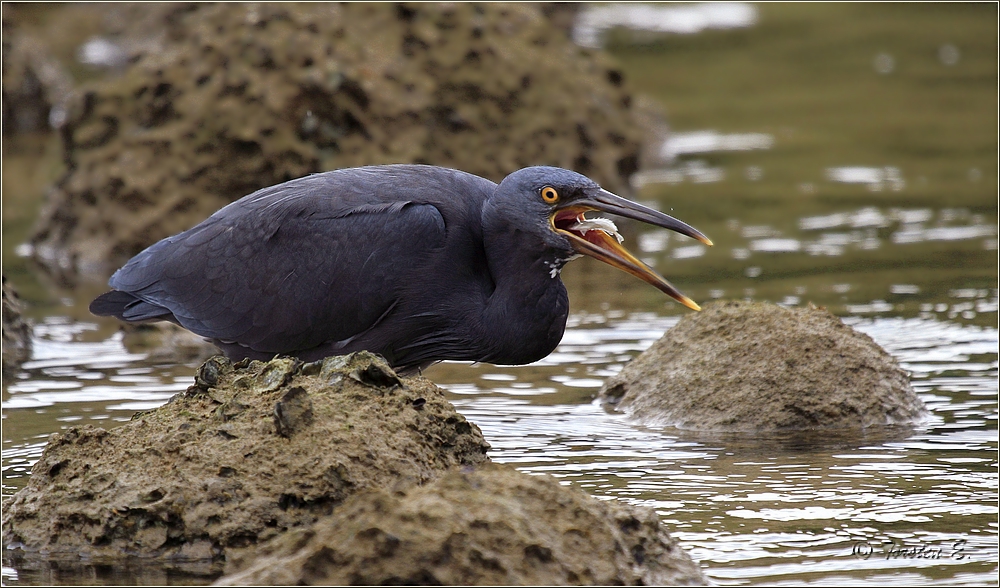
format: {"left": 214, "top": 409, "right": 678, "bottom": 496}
{"left": 1, "top": 352, "right": 490, "bottom": 560}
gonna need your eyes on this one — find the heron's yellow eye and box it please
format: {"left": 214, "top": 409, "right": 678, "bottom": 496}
{"left": 540, "top": 186, "right": 560, "bottom": 204}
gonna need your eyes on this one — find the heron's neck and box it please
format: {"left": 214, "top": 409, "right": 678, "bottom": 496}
{"left": 478, "top": 203, "right": 571, "bottom": 364}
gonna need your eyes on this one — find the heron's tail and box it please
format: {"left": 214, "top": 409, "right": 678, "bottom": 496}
{"left": 90, "top": 290, "right": 173, "bottom": 323}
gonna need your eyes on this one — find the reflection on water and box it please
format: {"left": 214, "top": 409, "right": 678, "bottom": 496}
{"left": 631, "top": 130, "right": 775, "bottom": 188}
{"left": 573, "top": 2, "right": 759, "bottom": 48}
{"left": 661, "top": 131, "right": 776, "bottom": 161}
{"left": 739, "top": 206, "right": 997, "bottom": 259}
{"left": 632, "top": 159, "right": 728, "bottom": 187}
{"left": 826, "top": 167, "right": 905, "bottom": 192}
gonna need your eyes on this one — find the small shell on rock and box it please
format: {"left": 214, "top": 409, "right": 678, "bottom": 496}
{"left": 273, "top": 386, "right": 314, "bottom": 437}
{"left": 254, "top": 357, "right": 297, "bottom": 392}
{"left": 319, "top": 351, "right": 401, "bottom": 389}
{"left": 196, "top": 356, "right": 230, "bottom": 388}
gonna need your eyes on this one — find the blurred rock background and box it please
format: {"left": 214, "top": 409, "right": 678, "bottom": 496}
{"left": 3, "top": 3, "right": 658, "bottom": 278}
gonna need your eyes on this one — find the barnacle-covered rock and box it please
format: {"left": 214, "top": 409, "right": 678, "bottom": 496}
{"left": 2, "top": 352, "right": 490, "bottom": 560}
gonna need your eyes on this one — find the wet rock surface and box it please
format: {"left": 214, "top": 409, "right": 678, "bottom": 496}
{"left": 599, "top": 300, "right": 928, "bottom": 431}
{"left": 1, "top": 352, "right": 489, "bottom": 560}
{"left": 2, "top": 275, "right": 33, "bottom": 377}
{"left": 216, "top": 462, "right": 707, "bottom": 586}
{"left": 27, "top": 3, "right": 648, "bottom": 275}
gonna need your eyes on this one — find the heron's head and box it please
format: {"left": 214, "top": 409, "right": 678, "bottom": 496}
{"left": 495, "top": 166, "right": 713, "bottom": 311}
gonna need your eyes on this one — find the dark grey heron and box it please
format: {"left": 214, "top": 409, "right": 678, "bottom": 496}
{"left": 91, "top": 165, "right": 711, "bottom": 372}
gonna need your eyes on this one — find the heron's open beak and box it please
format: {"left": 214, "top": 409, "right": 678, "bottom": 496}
{"left": 550, "top": 189, "right": 712, "bottom": 311}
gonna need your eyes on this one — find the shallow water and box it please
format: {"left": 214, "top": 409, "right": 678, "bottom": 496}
{"left": 3, "top": 2, "right": 998, "bottom": 585}
{"left": 3, "top": 292, "right": 997, "bottom": 585}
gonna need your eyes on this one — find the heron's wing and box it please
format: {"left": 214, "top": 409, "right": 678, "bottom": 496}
{"left": 109, "top": 173, "right": 449, "bottom": 355}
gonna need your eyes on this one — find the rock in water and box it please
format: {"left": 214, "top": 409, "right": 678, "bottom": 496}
{"left": 215, "top": 463, "right": 708, "bottom": 586}
{"left": 1, "top": 353, "right": 489, "bottom": 560}
{"left": 599, "top": 300, "right": 928, "bottom": 431}
{"left": 2, "top": 275, "right": 32, "bottom": 376}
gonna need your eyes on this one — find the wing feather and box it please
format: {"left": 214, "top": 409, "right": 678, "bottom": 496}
{"left": 107, "top": 170, "right": 450, "bottom": 356}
